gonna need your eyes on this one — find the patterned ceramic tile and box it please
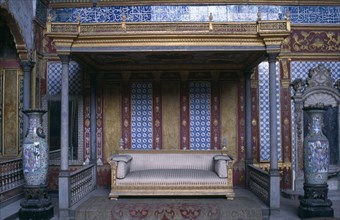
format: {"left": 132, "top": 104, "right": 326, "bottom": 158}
{"left": 285, "top": 6, "right": 340, "bottom": 24}
{"left": 291, "top": 61, "right": 340, "bottom": 171}
{"left": 259, "top": 62, "right": 281, "bottom": 161}
{"left": 50, "top": 6, "right": 340, "bottom": 23}
{"left": 131, "top": 82, "right": 153, "bottom": 150}
{"left": 47, "top": 61, "right": 82, "bottom": 96}
{"left": 151, "top": 6, "right": 189, "bottom": 22}
{"left": 291, "top": 61, "right": 340, "bottom": 81}
{"left": 189, "top": 81, "right": 211, "bottom": 150}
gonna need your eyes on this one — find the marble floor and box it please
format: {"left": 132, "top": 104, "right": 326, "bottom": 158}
{"left": 1, "top": 188, "right": 339, "bottom": 220}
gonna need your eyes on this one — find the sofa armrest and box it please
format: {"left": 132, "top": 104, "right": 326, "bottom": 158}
{"left": 213, "top": 155, "right": 233, "bottom": 178}
{"left": 111, "top": 155, "right": 132, "bottom": 163}
{"left": 108, "top": 155, "right": 132, "bottom": 179}
{"left": 214, "top": 155, "right": 233, "bottom": 161}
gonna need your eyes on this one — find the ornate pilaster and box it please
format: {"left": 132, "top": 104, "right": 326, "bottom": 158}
{"left": 250, "top": 70, "right": 260, "bottom": 163}
{"left": 237, "top": 77, "right": 246, "bottom": 163}
{"left": 83, "top": 73, "right": 91, "bottom": 164}
{"left": 180, "top": 81, "right": 189, "bottom": 150}
{"left": 121, "top": 81, "right": 131, "bottom": 149}
{"left": 89, "top": 72, "right": 97, "bottom": 164}
{"left": 279, "top": 58, "right": 293, "bottom": 189}
{"left": 96, "top": 79, "right": 104, "bottom": 165}
{"left": 211, "top": 80, "right": 220, "bottom": 150}
{"left": 152, "top": 80, "right": 162, "bottom": 150}
{"left": 245, "top": 69, "right": 253, "bottom": 187}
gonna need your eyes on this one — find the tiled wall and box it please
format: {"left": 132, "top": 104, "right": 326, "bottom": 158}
{"left": 258, "top": 62, "right": 281, "bottom": 161}
{"left": 47, "top": 61, "right": 82, "bottom": 95}
{"left": 189, "top": 81, "right": 211, "bottom": 150}
{"left": 131, "top": 82, "right": 153, "bottom": 150}
{"left": 50, "top": 5, "right": 340, "bottom": 24}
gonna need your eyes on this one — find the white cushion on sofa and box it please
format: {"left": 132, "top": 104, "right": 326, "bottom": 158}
{"left": 125, "top": 154, "right": 215, "bottom": 172}
{"left": 215, "top": 160, "right": 228, "bottom": 178}
{"left": 117, "top": 161, "right": 131, "bottom": 179}
{"left": 116, "top": 169, "right": 227, "bottom": 185}
{"left": 214, "top": 155, "right": 232, "bottom": 161}
{"left": 111, "top": 155, "right": 132, "bottom": 163}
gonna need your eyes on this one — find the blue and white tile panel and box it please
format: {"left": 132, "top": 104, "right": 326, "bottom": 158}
{"left": 50, "top": 6, "right": 340, "bottom": 24}
{"left": 291, "top": 61, "right": 340, "bottom": 171}
{"left": 131, "top": 82, "right": 153, "bottom": 150}
{"left": 291, "top": 61, "right": 339, "bottom": 81}
{"left": 189, "top": 81, "right": 211, "bottom": 150}
{"left": 47, "top": 61, "right": 82, "bottom": 96}
{"left": 259, "top": 62, "right": 282, "bottom": 162}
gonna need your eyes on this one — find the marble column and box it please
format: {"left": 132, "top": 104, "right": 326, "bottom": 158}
{"left": 58, "top": 55, "right": 70, "bottom": 211}
{"left": 245, "top": 70, "right": 252, "bottom": 187}
{"left": 268, "top": 53, "right": 280, "bottom": 211}
{"left": 20, "top": 61, "right": 34, "bottom": 136}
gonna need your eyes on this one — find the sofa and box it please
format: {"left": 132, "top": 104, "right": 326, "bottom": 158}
{"left": 107, "top": 150, "right": 235, "bottom": 200}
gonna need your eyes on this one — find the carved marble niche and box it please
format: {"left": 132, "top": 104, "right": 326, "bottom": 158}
{"left": 292, "top": 64, "right": 340, "bottom": 190}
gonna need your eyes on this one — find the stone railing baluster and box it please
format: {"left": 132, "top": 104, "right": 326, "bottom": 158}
{"left": 0, "top": 158, "right": 24, "bottom": 194}
{"left": 69, "top": 164, "right": 96, "bottom": 206}
{"left": 248, "top": 164, "right": 270, "bottom": 206}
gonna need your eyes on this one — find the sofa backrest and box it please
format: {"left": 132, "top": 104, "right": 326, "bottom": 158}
{"left": 122, "top": 153, "right": 216, "bottom": 172}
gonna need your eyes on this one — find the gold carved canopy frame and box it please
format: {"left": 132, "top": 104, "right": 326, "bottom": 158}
{"left": 45, "top": 18, "right": 291, "bottom": 70}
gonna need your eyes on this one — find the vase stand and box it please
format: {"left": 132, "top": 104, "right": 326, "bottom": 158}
{"left": 298, "top": 183, "right": 334, "bottom": 218}
{"left": 19, "top": 185, "right": 54, "bottom": 220}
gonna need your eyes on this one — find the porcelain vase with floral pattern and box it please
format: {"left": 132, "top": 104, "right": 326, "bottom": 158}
{"left": 22, "top": 109, "right": 49, "bottom": 186}
{"left": 303, "top": 107, "right": 329, "bottom": 185}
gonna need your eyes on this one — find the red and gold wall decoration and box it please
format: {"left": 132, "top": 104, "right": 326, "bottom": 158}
{"left": 279, "top": 58, "right": 293, "bottom": 189}
{"left": 290, "top": 29, "right": 340, "bottom": 53}
{"left": 152, "top": 82, "right": 162, "bottom": 149}
{"left": 121, "top": 82, "right": 131, "bottom": 149}
{"left": 180, "top": 82, "right": 190, "bottom": 150}
{"left": 83, "top": 87, "right": 91, "bottom": 163}
{"left": 211, "top": 81, "right": 221, "bottom": 150}
{"left": 96, "top": 86, "right": 104, "bottom": 164}
{"left": 237, "top": 78, "right": 246, "bottom": 162}
{"left": 251, "top": 70, "right": 260, "bottom": 163}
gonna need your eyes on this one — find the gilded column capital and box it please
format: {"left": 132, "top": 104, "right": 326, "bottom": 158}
{"left": 20, "top": 60, "right": 35, "bottom": 72}
{"left": 58, "top": 55, "right": 70, "bottom": 64}
{"left": 267, "top": 53, "right": 279, "bottom": 63}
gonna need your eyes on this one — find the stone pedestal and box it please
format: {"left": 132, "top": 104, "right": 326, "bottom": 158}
{"left": 298, "top": 183, "right": 333, "bottom": 218}
{"left": 19, "top": 185, "right": 54, "bottom": 220}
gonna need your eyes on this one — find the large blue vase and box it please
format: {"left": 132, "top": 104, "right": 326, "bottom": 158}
{"left": 22, "top": 109, "right": 49, "bottom": 186}
{"left": 303, "top": 107, "right": 329, "bottom": 185}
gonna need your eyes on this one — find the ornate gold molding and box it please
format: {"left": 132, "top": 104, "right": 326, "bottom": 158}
{"left": 45, "top": 20, "right": 290, "bottom": 52}
{"left": 253, "top": 162, "right": 292, "bottom": 170}
{"left": 258, "top": 20, "right": 291, "bottom": 53}
{"left": 279, "top": 24, "right": 340, "bottom": 59}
